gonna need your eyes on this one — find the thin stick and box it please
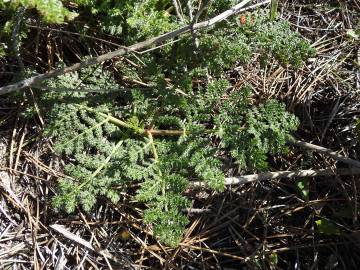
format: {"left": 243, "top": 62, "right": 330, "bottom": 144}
{"left": 50, "top": 224, "right": 132, "bottom": 266}
{"left": 0, "top": 0, "right": 256, "bottom": 95}
{"left": 26, "top": 24, "right": 123, "bottom": 47}
{"left": 192, "top": 168, "right": 360, "bottom": 187}
{"left": 291, "top": 140, "right": 360, "bottom": 168}
{"left": 172, "top": 0, "right": 185, "bottom": 22}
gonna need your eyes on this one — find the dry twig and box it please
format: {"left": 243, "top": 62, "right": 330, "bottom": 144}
{"left": 291, "top": 140, "right": 360, "bottom": 168}
{"left": 0, "top": 0, "right": 268, "bottom": 95}
{"left": 192, "top": 168, "right": 360, "bottom": 187}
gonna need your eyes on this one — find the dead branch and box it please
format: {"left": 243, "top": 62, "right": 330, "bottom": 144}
{"left": 0, "top": 0, "right": 268, "bottom": 96}
{"left": 192, "top": 168, "right": 360, "bottom": 187}
{"left": 50, "top": 224, "right": 134, "bottom": 268}
{"left": 291, "top": 140, "right": 360, "bottom": 168}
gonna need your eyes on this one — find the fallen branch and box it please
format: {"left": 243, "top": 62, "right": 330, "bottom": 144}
{"left": 291, "top": 140, "right": 360, "bottom": 168}
{"left": 0, "top": 0, "right": 271, "bottom": 95}
{"left": 50, "top": 224, "right": 134, "bottom": 268}
{"left": 192, "top": 168, "right": 360, "bottom": 187}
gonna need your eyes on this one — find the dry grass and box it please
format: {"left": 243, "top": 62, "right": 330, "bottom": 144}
{"left": 1, "top": 0, "right": 360, "bottom": 269}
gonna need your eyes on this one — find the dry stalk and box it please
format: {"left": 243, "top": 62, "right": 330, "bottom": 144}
{"left": 192, "top": 168, "right": 360, "bottom": 187}
{"left": 0, "top": 0, "right": 271, "bottom": 95}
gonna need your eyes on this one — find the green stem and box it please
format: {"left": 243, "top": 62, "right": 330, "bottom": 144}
{"left": 146, "top": 131, "right": 167, "bottom": 210}
{"left": 78, "top": 104, "right": 189, "bottom": 136}
{"left": 270, "top": 0, "right": 278, "bottom": 21}
{"left": 91, "top": 140, "right": 124, "bottom": 177}
{"left": 59, "top": 139, "right": 124, "bottom": 208}
{"left": 147, "top": 131, "right": 159, "bottom": 161}
{"left": 58, "top": 116, "right": 110, "bottom": 148}
{"left": 77, "top": 104, "right": 244, "bottom": 137}
{"left": 75, "top": 140, "right": 124, "bottom": 191}
{"left": 77, "top": 104, "right": 140, "bottom": 132}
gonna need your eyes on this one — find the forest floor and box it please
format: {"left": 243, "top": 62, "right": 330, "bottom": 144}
{"left": 1, "top": 0, "right": 360, "bottom": 269}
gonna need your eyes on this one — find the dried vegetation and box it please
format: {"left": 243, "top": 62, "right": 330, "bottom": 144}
{"left": 1, "top": 0, "right": 360, "bottom": 269}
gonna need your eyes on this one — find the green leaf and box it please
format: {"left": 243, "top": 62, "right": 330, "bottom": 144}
{"left": 269, "top": 252, "right": 278, "bottom": 266}
{"left": 296, "top": 179, "right": 309, "bottom": 201}
{"left": 315, "top": 219, "right": 342, "bottom": 235}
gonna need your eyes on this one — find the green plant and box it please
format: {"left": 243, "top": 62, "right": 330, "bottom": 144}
{"left": 356, "top": 119, "right": 360, "bottom": 138}
{"left": 0, "top": 0, "right": 78, "bottom": 63}
{"left": 0, "top": 0, "right": 77, "bottom": 23}
{"left": 315, "top": 218, "right": 342, "bottom": 235}
{"left": 70, "top": 0, "right": 175, "bottom": 37}
{"left": 44, "top": 69, "right": 298, "bottom": 247}
{"left": 25, "top": 2, "right": 315, "bottom": 247}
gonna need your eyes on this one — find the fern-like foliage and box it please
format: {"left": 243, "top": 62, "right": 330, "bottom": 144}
{"left": 37, "top": 7, "right": 314, "bottom": 247}
{"left": 251, "top": 14, "right": 316, "bottom": 67}
{"left": 1, "top": 0, "right": 77, "bottom": 23}
{"left": 43, "top": 73, "right": 297, "bottom": 247}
